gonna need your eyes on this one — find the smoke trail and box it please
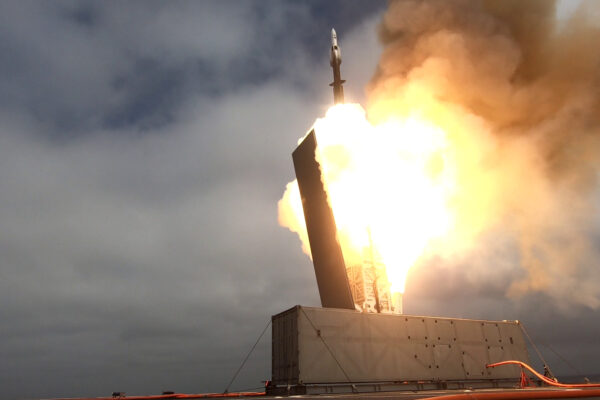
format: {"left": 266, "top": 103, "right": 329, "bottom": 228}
{"left": 367, "top": 0, "right": 600, "bottom": 308}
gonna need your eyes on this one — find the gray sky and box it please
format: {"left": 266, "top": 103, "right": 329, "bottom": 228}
{"left": 0, "top": 1, "right": 597, "bottom": 400}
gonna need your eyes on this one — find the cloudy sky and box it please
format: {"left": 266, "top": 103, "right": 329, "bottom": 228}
{"left": 0, "top": 1, "right": 597, "bottom": 399}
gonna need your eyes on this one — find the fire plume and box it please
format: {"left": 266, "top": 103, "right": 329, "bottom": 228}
{"left": 281, "top": 0, "right": 600, "bottom": 310}
{"left": 279, "top": 103, "right": 462, "bottom": 297}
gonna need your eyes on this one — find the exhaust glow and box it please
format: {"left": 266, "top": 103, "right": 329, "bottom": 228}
{"left": 279, "top": 103, "right": 457, "bottom": 295}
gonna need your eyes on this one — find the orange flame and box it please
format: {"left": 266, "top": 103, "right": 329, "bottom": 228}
{"left": 279, "top": 103, "right": 457, "bottom": 295}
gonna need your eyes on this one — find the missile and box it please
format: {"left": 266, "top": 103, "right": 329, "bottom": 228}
{"left": 329, "top": 28, "right": 346, "bottom": 104}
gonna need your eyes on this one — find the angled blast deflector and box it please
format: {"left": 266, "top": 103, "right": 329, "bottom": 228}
{"left": 292, "top": 130, "right": 354, "bottom": 310}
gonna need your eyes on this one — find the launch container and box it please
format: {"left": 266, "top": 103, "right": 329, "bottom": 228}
{"left": 292, "top": 130, "right": 355, "bottom": 310}
{"left": 271, "top": 306, "right": 529, "bottom": 392}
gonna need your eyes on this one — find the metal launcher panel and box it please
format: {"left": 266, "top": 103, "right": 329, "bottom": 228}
{"left": 292, "top": 130, "right": 396, "bottom": 313}
{"left": 347, "top": 247, "right": 395, "bottom": 313}
{"left": 292, "top": 130, "right": 355, "bottom": 310}
{"left": 272, "top": 306, "right": 530, "bottom": 389}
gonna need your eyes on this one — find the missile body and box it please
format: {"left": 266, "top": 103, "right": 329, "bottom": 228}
{"left": 329, "top": 28, "right": 346, "bottom": 104}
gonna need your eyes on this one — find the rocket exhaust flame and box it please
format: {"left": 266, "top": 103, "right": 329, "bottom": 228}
{"left": 279, "top": 104, "right": 454, "bottom": 307}
{"left": 280, "top": 0, "right": 600, "bottom": 311}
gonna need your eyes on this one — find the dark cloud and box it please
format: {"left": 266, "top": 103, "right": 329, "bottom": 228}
{"left": 0, "top": 0, "right": 386, "bottom": 138}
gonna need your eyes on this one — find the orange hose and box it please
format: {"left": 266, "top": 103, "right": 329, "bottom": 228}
{"left": 486, "top": 360, "right": 600, "bottom": 388}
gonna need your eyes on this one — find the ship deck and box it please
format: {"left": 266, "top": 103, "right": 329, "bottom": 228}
{"left": 235, "top": 387, "right": 600, "bottom": 400}
{"left": 62, "top": 387, "right": 600, "bottom": 400}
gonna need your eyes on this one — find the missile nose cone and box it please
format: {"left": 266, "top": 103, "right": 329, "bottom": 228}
{"left": 331, "top": 28, "right": 337, "bottom": 44}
